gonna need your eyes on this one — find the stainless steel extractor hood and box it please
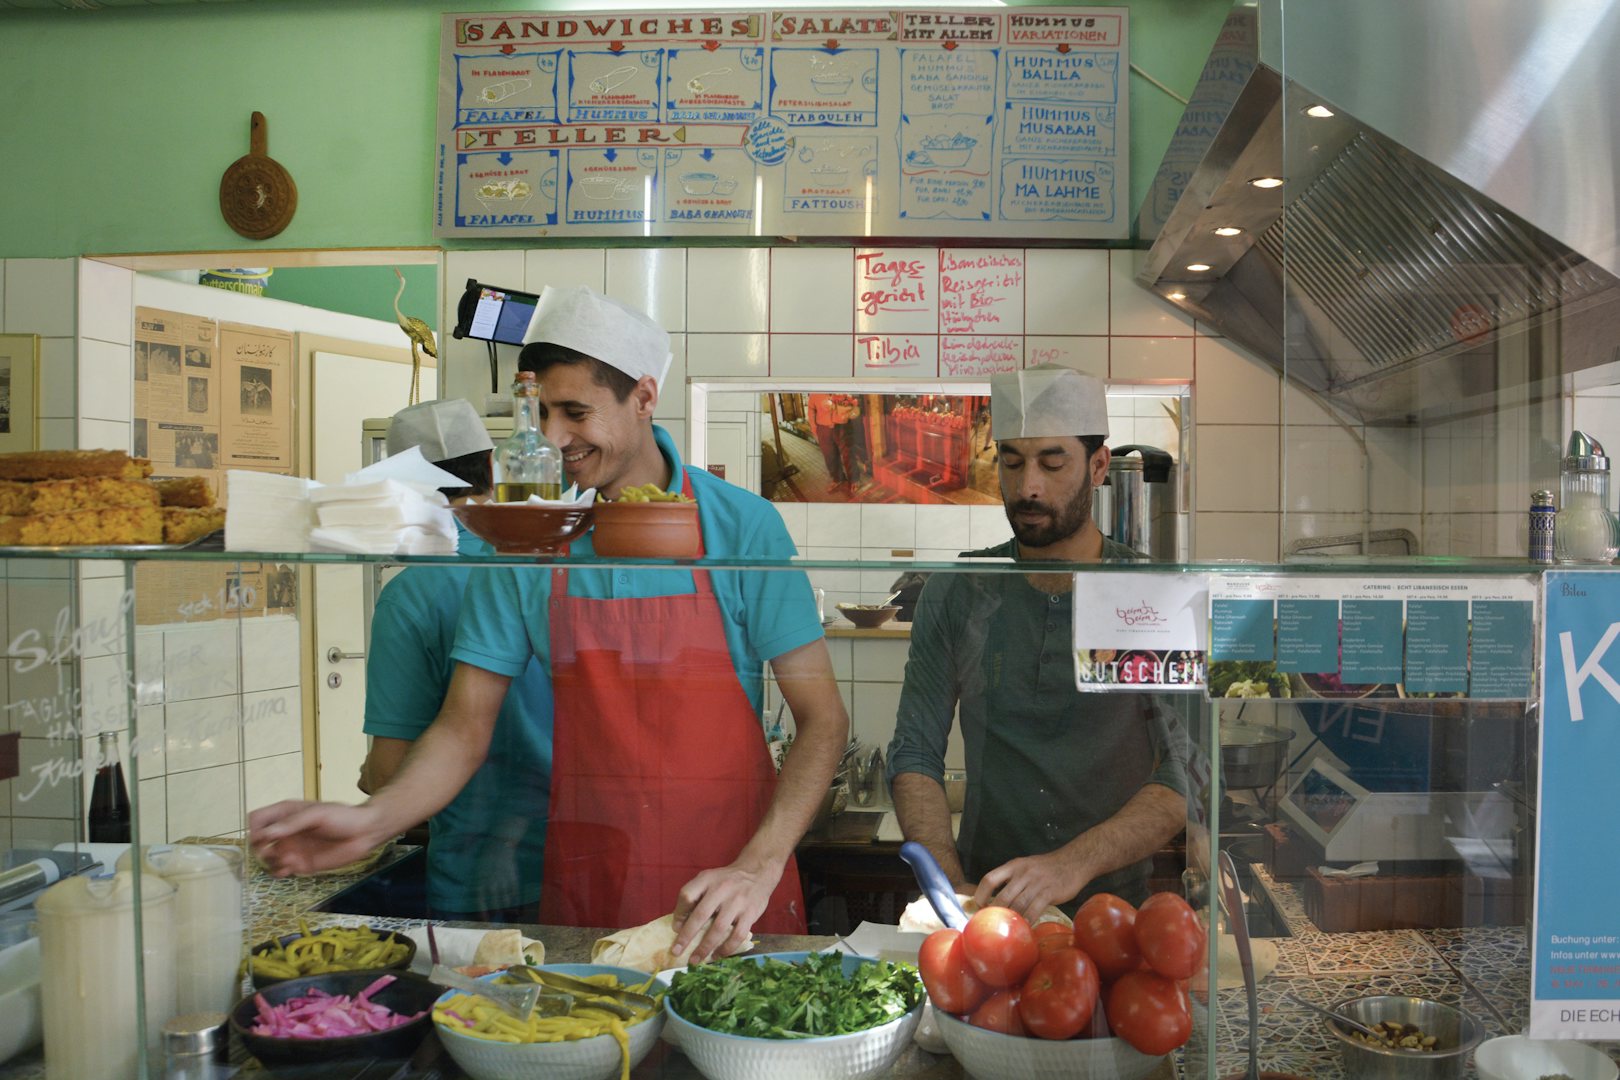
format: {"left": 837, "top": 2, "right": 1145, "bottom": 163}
{"left": 1139, "top": 0, "right": 1620, "bottom": 422}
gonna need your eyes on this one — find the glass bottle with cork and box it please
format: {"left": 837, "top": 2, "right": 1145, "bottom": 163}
{"left": 494, "top": 370, "right": 563, "bottom": 502}
{"left": 87, "top": 729, "right": 131, "bottom": 843}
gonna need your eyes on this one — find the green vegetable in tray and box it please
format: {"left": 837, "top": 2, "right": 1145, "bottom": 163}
{"left": 669, "top": 953, "right": 924, "bottom": 1040}
{"left": 1208, "top": 660, "right": 1291, "bottom": 699}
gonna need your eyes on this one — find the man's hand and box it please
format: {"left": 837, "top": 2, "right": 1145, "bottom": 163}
{"left": 249, "top": 801, "right": 388, "bottom": 877}
{"left": 972, "top": 850, "right": 1085, "bottom": 920}
{"left": 670, "top": 859, "right": 781, "bottom": 964}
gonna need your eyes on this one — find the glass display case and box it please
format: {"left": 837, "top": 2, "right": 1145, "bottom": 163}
{"left": 0, "top": 546, "right": 1568, "bottom": 1079}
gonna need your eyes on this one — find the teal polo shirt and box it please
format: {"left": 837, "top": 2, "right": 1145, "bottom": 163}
{"left": 364, "top": 521, "right": 553, "bottom": 914}
{"left": 451, "top": 425, "right": 823, "bottom": 716}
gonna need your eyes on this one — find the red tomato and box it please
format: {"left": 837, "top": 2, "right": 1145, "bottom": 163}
{"left": 1106, "top": 970, "right": 1193, "bottom": 1055}
{"left": 1018, "top": 948, "right": 1100, "bottom": 1040}
{"left": 1032, "top": 920, "right": 1073, "bottom": 941}
{"left": 968, "top": 987, "right": 1026, "bottom": 1036}
{"left": 961, "top": 906, "right": 1039, "bottom": 989}
{"left": 1134, "top": 892, "right": 1206, "bottom": 981}
{"left": 917, "top": 929, "right": 989, "bottom": 1015}
{"left": 1073, "top": 893, "right": 1142, "bottom": 981}
{"left": 1036, "top": 932, "right": 1075, "bottom": 957}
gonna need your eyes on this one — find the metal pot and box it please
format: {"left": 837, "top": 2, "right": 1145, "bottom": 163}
{"left": 1221, "top": 723, "right": 1295, "bottom": 790}
{"left": 1328, "top": 995, "right": 1482, "bottom": 1080}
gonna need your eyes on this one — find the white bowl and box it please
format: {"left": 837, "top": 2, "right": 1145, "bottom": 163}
{"left": 1476, "top": 1034, "right": 1618, "bottom": 1080}
{"left": 665, "top": 952, "right": 923, "bottom": 1080}
{"left": 434, "top": 964, "right": 665, "bottom": 1080}
{"left": 935, "top": 1007, "right": 1163, "bottom": 1080}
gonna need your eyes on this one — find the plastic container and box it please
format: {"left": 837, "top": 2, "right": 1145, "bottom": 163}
{"left": 37, "top": 870, "right": 178, "bottom": 1080}
{"left": 119, "top": 845, "right": 244, "bottom": 1014}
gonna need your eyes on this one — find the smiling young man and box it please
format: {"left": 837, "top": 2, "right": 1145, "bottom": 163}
{"left": 886, "top": 365, "right": 1191, "bottom": 918}
{"left": 251, "top": 286, "right": 848, "bottom": 963}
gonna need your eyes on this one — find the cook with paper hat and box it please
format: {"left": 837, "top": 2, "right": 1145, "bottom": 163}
{"left": 252, "top": 287, "right": 849, "bottom": 964}
{"left": 884, "top": 363, "right": 1193, "bottom": 919}
{"left": 353, "top": 398, "right": 553, "bottom": 922}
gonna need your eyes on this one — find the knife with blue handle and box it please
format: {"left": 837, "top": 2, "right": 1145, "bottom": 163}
{"left": 899, "top": 840, "right": 968, "bottom": 930}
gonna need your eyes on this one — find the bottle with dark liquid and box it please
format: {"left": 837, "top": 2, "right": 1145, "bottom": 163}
{"left": 494, "top": 371, "right": 563, "bottom": 502}
{"left": 87, "top": 730, "right": 132, "bottom": 843}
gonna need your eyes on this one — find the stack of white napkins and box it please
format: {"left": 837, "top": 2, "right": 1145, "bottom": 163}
{"left": 308, "top": 449, "right": 464, "bottom": 555}
{"left": 224, "top": 471, "right": 322, "bottom": 552}
{"left": 310, "top": 480, "right": 457, "bottom": 555}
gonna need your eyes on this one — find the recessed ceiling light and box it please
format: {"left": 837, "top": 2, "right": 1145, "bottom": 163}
{"left": 1167, "top": 291, "right": 1187, "bottom": 301}
{"left": 1186, "top": 263, "right": 1212, "bottom": 273}
{"left": 1248, "top": 176, "right": 1285, "bottom": 189}
{"left": 1304, "top": 104, "right": 1335, "bottom": 118}
{"left": 1213, "top": 226, "right": 1243, "bottom": 237}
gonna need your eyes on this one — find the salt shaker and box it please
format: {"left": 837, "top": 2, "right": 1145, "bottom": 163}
{"left": 1528, "top": 489, "right": 1556, "bottom": 563}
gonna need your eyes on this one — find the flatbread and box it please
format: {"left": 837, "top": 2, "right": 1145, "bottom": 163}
{"left": 469, "top": 928, "right": 545, "bottom": 969}
{"left": 898, "top": 894, "right": 1073, "bottom": 934}
{"left": 592, "top": 913, "right": 754, "bottom": 973}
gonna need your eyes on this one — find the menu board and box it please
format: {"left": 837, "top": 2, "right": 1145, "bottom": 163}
{"left": 1206, "top": 575, "right": 1538, "bottom": 702}
{"left": 435, "top": 7, "right": 1129, "bottom": 239}
{"left": 1532, "top": 570, "right": 1620, "bottom": 1038}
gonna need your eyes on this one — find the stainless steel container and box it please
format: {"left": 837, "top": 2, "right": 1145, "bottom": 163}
{"left": 1328, "top": 995, "right": 1483, "bottom": 1080}
{"left": 1220, "top": 723, "right": 1295, "bottom": 790}
{"left": 1093, "top": 445, "right": 1178, "bottom": 561}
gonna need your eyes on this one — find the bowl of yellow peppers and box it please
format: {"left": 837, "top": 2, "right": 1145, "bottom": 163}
{"left": 248, "top": 922, "right": 416, "bottom": 990}
{"left": 590, "top": 482, "right": 700, "bottom": 559}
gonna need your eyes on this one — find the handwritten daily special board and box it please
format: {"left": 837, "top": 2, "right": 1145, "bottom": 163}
{"left": 435, "top": 8, "right": 1129, "bottom": 238}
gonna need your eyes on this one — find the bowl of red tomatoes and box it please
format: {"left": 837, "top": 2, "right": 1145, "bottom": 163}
{"left": 920, "top": 892, "right": 1205, "bottom": 1080}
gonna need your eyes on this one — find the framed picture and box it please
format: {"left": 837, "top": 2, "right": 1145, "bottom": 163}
{"left": 0, "top": 334, "right": 40, "bottom": 453}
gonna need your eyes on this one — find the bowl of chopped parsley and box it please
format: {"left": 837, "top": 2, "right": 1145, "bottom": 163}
{"left": 664, "top": 951, "right": 925, "bottom": 1080}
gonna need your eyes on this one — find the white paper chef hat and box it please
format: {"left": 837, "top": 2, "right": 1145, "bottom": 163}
{"left": 990, "top": 364, "right": 1109, "bottom": 440}
{"left": 386, "top": 398, "right": 493, "bottom": 462}
{"left": 522, "top": 284, "right": 673, "bottom": 389}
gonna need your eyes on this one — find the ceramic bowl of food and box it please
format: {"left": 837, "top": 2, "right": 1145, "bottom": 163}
{"left": 453, "top": 503, "right": 594, "bottom": 556}
{"left": 836, "top": 603, "right": 900, "bottom": 629}
{"left": 1326, "top": 995, "right": 1483, "bottom": 1080}
{"left": 664, "top": 953, "right": 923, "bottom": 1080}
{"left": 1475, "top": 1034, "right": 1618, "bottom": 1080}
{"left": 935, "top": 1008, "right": 1162, "bottom": 1080}
{"left": 590, "top": 500, "right": 701, "bottom": 558}
{"left": 230, "top": 970, "right": 438, "bottom": 1067}
{"left": 433, "top": 964, "right": 665, "bottom": 1080}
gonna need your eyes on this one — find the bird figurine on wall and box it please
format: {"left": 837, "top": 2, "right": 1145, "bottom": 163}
{"left": 392, "top": 268, "right": 437, "bottom": 405}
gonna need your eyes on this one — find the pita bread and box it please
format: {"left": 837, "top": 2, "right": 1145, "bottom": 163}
{"left": 468, "top": 928, "right": 545, "bottom": 970}
{"left": 898, "top": 894, "right": 1073, "bottom": 933}
{"left": 591, "top": 913, "right": 755, "bottom": 973}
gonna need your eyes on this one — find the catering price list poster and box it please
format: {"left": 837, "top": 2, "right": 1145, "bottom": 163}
{"left": 1206, "top": 576, "right": 1539, "bottom": 702}
{"left": 435, "top": 7, "right": 1129, "bottom": 238}
{"left": 1532, "top": 571, "right": 1620, "bottom": 1039}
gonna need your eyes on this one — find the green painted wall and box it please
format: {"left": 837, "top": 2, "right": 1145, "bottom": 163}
{"left": 0, "top": 0, "right": 1228, "bottom": 259}
{"left": 264, "top": 265, "right": 438, "bottom": 333}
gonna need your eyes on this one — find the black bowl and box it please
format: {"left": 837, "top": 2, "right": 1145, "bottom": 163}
{"left": 249, "top": 929, "right": 417, "bottom": 990}
{"left": 230, "top": 969, "right": 438, "bottom": 1067}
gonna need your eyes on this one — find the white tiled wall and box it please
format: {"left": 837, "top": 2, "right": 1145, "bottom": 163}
{"left": 0, "top": 258, "right": 321, "bottom": 851}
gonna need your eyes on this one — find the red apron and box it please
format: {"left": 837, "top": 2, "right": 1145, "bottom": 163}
{"left": 540, "top": 470, "right": 807, "bottom": 933}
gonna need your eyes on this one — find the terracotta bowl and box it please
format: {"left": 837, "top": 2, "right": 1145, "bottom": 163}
{"left": 453, "top": 503, "right": 593, "bottom": 556}
{"left": 590, "top": 501, "right": 701, "bottom": 558}
{"left": 837, "top": 603, "right": 900, "bottom": 629}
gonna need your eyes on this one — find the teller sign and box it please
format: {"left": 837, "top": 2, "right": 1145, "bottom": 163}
{"left": 434, "top": 7, "right": 1130, "bottom": 239}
